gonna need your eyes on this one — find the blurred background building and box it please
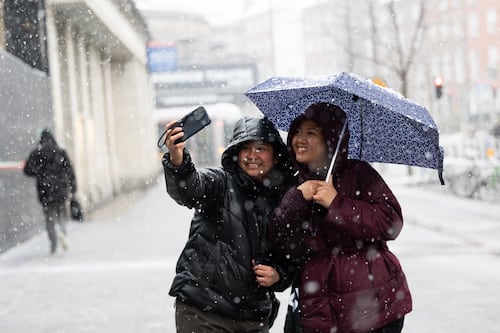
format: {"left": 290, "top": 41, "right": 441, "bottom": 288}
{"left": 136, "top": 0, "right": 499, "bottom": 158}
{"left": 0, "top": 0, "right": 157, "bottom": 252}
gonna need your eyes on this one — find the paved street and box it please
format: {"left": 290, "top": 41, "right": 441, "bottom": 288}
{"left": 1, "top": 171, "right": 500, "bottom": 332}
{"left": 390, "top": 186, "right": 500, "bottom": 333}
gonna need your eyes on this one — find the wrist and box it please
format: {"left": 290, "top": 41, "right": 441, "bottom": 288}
{"left": 170, "top": 151, "right": 183, "bottom": 166}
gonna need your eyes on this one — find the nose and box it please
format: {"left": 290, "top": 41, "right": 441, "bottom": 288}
{"left": 295, "top": 132, "right": 307, "bottom": 143}
{"left": 246, "top": 147, "right": 259, "bottom": 159}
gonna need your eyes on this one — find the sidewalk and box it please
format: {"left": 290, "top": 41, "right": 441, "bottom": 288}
{"left": 0, "top": 176, "right": 193, "bottom": 333}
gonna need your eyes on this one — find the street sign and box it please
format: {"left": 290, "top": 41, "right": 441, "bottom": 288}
{"left": 147, "top": 41, "right": 177, "bottom": 72}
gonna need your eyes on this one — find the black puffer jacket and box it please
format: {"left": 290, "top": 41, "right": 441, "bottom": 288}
{"left": 162, "top": 116, "right": 295, "bottom": 321}
{"left": 24, "top": 129, "right": 76, "bottom": 205}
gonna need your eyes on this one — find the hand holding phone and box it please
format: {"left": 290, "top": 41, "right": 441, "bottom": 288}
{"left": 157, "top": 106, "right": 211, "bottom": 148}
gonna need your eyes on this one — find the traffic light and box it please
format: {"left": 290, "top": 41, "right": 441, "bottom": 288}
{"left": 434, "top": 76, "right": 444, "bottom": 99}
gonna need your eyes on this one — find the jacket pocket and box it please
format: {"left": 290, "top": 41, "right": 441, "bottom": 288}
{"left": 301, "top": 295, "right": 334, "bottom": 330}
{"left": 201, "top": 239, "right": 251, "bottom": 298}
{"left": 331, "top": 273, "right": 409, "bottom": 333}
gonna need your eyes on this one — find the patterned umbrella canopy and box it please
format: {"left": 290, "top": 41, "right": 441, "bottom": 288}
{"left": 245, "top": 72, "right": 444, "bottom": 184}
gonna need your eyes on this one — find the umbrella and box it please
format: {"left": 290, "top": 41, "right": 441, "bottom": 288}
{"left": 245, "top": 72, "right": 444, "bottom": 184}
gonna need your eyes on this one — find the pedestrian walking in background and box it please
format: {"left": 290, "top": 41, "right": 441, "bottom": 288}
{"left": 23, "top": 128, "right": 77, "bottom": 255}
{"left": 271, "top": 103, "right": 412, "bottom": 333}
{"left": 162, "top": 116, "right": 296, "bottom": 333}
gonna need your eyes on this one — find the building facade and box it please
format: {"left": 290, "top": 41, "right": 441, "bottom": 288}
{"left": 425, "top": 0, "right": 500, "bottom": 132}
{"left": 0, "top": 0, "right": 158, "bottom": 252}
{"left": 300, "top": 0, "right": 499, "bottom": 134}
{"left": 44, "top": 0, "right": 158, "bottom": 204}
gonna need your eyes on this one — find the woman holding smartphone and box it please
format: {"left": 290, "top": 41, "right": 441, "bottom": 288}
{"left": 162, "top": 116, "right": 295, "bottom": 333}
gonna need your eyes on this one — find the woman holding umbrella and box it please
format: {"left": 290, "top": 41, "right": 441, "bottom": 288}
{"left": 271, "top": 103, "right": 412, "bottom": 333}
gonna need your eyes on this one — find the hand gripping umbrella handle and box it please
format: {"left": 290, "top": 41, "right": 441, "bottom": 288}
{"left": 325, "top": 120, "right": 348, "bottom": 182}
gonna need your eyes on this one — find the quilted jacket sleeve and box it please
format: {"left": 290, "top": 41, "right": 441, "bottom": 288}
{"left": 269, "top": 186, "right": 312, "bottom": 259}
{"left": 325, "top": 162, "right": 403, "bottom": 241}
{"left": 162, "top": 149, "right": 224, "bottom": 212}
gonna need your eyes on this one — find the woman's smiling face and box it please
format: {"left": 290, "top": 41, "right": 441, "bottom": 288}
{"left": 238, "top": 140, "right": 276, "bottom": 181}
{"left": 291, "top": 119, "right": 328, "bottom": 170}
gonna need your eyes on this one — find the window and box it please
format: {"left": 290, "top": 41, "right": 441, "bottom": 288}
{"left": 469, "top": 50, "right": 479, "bottom": 81}
{"left": 455, "top": 51, "right": 465, "bottom": 84}
{"left": 468, "top": 13, "right": 478, "bottom": 38}
{"left": 3, "top": 0, "right": 48, "bottom": 72}
{"left": 486, "top": 10, "right": 497, "bottom": 35}
{"left": 488, "top": 46, "right": 498, "bottom": 79}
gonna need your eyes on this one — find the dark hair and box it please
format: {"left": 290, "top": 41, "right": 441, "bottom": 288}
{"left": 287, "top": 103, "right": 349, "bottom": 178}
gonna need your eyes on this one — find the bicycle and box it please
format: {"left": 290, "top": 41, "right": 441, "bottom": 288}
{"left": 448, "top": 162, "right": 500, "bottom": 202}
{"left": 448, "top": 165, "right": 479, "bottom": 198}
{"left": 474, "top": 165, "right": 500, "bottom": 202}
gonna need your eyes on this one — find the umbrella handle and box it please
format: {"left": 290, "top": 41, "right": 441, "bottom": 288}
{"left": 325, "top": 120, "right": 348, "bottom": 182}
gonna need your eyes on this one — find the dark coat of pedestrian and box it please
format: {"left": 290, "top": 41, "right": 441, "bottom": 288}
{"left": 162, "top": 116, "right": 295, "bottom": 333}
{"left": 270, "top": 103, "right": 412, "bottom": 333}
{"left": 24, "top": 129, "right": 77, "bottom": 254}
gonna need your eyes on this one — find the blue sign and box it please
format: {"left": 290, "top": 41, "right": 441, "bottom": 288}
{"left": 147, "top": 45, "right": 177, "bottom": 72}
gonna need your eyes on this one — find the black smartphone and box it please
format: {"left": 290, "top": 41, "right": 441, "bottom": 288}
{"left": 157, "top": 106, "right": 211, "bottom": 147}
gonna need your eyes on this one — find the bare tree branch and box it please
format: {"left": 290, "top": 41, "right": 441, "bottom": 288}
{"left": 403, "top": 2, "right": 427, "bottom": 74}
{"left": 388, "top": 1, "right": 405, "bottom": 75}
{"left": 368, "top": 0, "right": 379, "bottom": 67}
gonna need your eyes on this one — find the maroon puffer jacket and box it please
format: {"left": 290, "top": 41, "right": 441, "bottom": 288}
{"left": 270, "top": 106, "right": 412, "bottom": 333}
{"left": 272, "top": 160, "right": 412, "bottom": 333}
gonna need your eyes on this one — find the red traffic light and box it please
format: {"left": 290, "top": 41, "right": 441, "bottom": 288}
{"left": 434, "top": 76, "right": 444, "bottom": 87}
{"left": 433, "top": 76, "right": 444, "bottom": 99}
